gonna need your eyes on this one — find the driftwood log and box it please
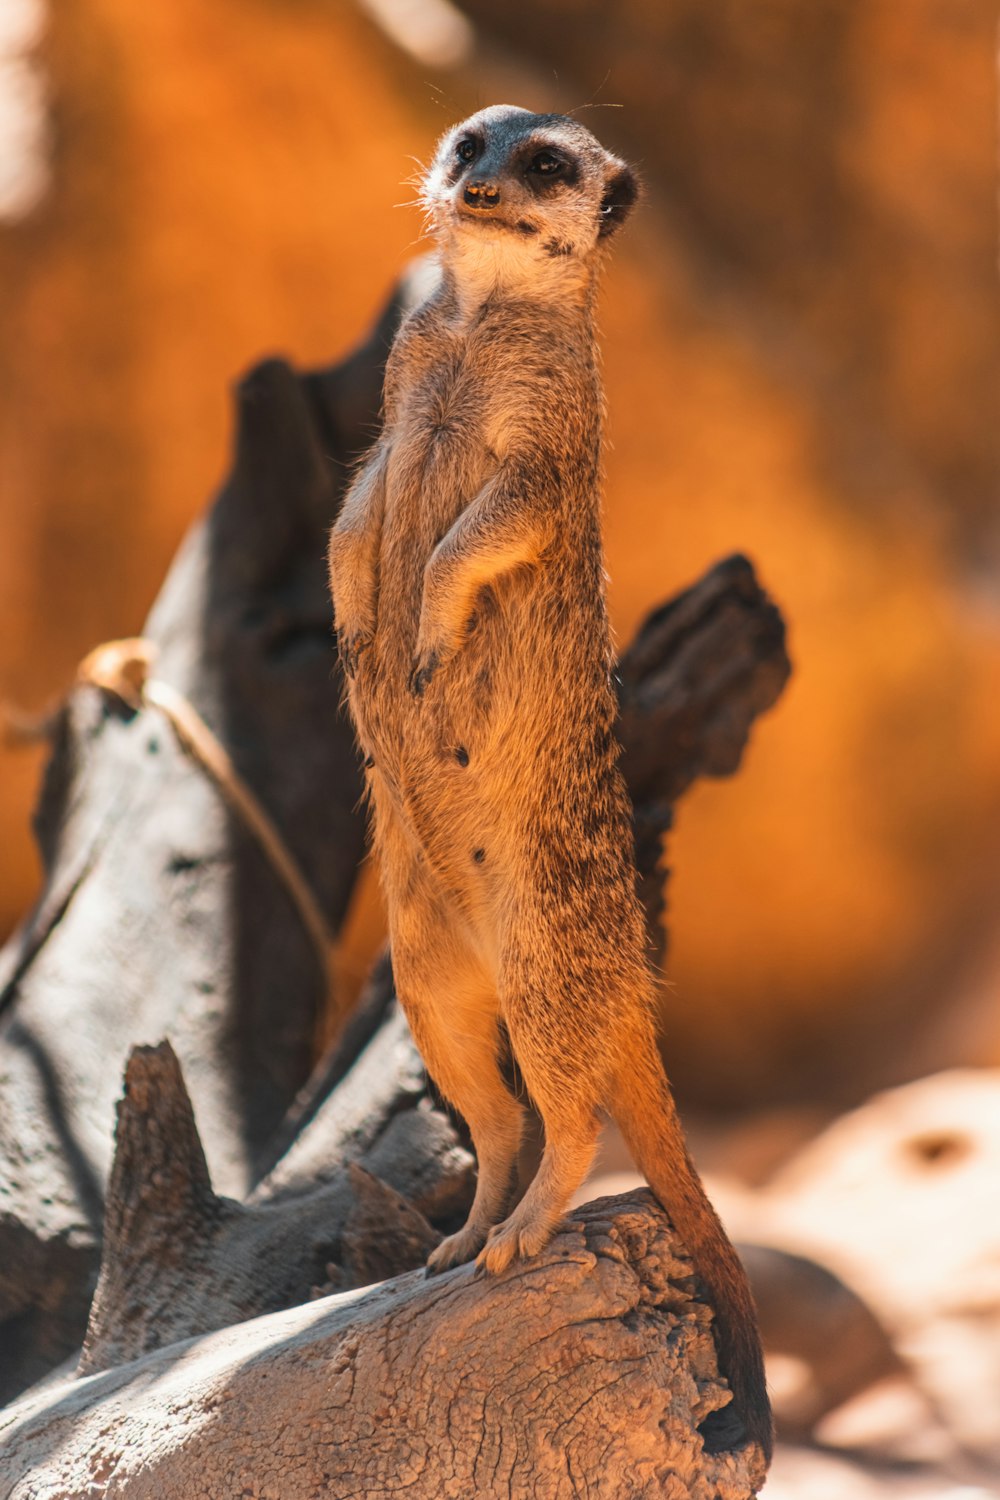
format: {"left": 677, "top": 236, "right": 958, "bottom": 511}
{"left": 617, "top": 552, "right": 788, "bottom": 963}
{"left": 0, "top": 262, "right": 788, "bottom": 1491}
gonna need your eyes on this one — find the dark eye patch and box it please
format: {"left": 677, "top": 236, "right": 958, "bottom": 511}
{"left": 529, "top": 150, "right": 563, "bottom": 176}
{"left": 443, "top": 134, "right": 483, "bottom": 185}
{"left": 522, "top": 144, "right": 578, "bottom": 193}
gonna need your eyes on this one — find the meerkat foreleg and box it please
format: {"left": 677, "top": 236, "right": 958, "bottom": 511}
{"left": 409, "top": 463, "right": 551, "bottom": 695}
{"left": 327, "top": 445, "right": 387, "bottom": 676}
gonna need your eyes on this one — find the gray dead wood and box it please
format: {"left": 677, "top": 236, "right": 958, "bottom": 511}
{"left": 78, "top": 1040, "right": 472, "bottom": 1377}
{"left": 0, "top": 278, "right": 417, "bottom": 1403}
{"left": 1, "top": 1194, "right": 767, "bottom": 1500}
{"left": 73, "top": 962, "right": 475, "bottom": 1373}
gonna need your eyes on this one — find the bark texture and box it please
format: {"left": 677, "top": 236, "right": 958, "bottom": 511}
{"left": 1, "top": 1194, "right": 767, "bottom": 1500}
{"left": 617, "top": 553, "right": 789, "bottom": 960}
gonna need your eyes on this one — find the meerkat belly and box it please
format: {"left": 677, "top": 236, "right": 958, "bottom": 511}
{"left": 362, "top": 545, "right": 628, "bottom": 958}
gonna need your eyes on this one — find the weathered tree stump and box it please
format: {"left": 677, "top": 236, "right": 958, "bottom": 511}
{"left": 0, "top": 274, "right": 416, "bottom": 1403}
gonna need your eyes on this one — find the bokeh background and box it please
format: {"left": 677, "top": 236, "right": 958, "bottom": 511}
{"left": 1, "top": 0, "right": 998, "bottom": 1106}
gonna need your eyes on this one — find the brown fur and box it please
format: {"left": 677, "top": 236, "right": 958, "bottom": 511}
{"left": 328, "top": 105, "right": 772, "bottom": 1459}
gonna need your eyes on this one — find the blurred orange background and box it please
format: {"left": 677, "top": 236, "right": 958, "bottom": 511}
{"left": 1, "top": 0, "right": 998, "bottom": 1104}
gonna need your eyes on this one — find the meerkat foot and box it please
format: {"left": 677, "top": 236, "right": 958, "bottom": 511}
{"left": 425, "top": 1222, "right": 490, "bottom": 1275}
{"left": 475, "top": 1212, "right": 555, "bottom": 1276}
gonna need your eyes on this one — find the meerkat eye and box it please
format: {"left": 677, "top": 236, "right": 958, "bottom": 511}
{"left": 456, "top": 138, "right": 478, "bottom": 163}
{"left": 529, "top": 150, "right": 564, "bottom": 176}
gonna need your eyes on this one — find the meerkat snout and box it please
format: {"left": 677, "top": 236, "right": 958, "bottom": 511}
{"left": 463, "top": 178, "right": 502, "bottom": 210}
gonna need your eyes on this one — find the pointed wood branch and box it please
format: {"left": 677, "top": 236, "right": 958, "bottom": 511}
{"left": 78, "top": 1040, "right": 472, "bottom": 1376}
{"left": 617, "top": 552, "right": 790, "bottom": 961}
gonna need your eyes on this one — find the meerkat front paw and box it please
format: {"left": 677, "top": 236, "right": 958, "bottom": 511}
{"left": 337, "top": 629, "right": 372, "bottom": 679}
{"left": 408, "top": 649, "right": 441, "bottom": 697}
{"left": 425, "top": 1223, "right": 489, "bottom": 1274}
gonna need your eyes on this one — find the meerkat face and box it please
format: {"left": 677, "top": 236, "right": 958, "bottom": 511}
{"left": 422, "top": 105, "right": 638, "bottom": 300}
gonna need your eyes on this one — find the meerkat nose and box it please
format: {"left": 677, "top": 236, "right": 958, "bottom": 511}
{"left": 463, "top": 179, "right": 501, "bottom": 209}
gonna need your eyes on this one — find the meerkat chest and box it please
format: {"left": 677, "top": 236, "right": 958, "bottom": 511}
{"left": 383, "top": 346, "right": 505, "bottom": 536}
{"left": 398, "top": 364, "right": 485, "bottom": 461}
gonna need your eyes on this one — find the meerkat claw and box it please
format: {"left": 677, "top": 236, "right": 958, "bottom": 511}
{"left": 338, "top": 632, "right": 371, "bottom": 679}
{"left": 476, "top": 1236, "right": 517, "bottom": 1277}
{"left": 408, "top": 651, "right": 440, "bottom": 697}
{"left": 476, "top": 1222, "right": 523, "bottom": 1276}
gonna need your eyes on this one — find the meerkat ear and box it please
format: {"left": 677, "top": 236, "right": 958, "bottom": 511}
{"left": 598, "top": 162, "right": 639, "bottom": 238}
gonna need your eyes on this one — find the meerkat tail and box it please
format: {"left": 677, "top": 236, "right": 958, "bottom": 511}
{"left": 609, "top": 1043, "right": 773, "bottom": 1462}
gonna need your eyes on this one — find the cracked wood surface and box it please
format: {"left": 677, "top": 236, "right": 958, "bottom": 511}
{"left": 0, "top": 279, "right": 414, "bottom": 1403}
{"left": 0, "top": 1195, "right": 767, "bottom": 1500}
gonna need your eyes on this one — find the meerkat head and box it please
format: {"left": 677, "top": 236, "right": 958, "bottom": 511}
{"left": 421, "top": 105, "right": 638, "bottom": 304}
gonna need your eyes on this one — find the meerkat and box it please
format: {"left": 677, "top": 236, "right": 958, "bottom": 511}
{"left": 327, "top": 105, "right": 772, "bottom": 1458}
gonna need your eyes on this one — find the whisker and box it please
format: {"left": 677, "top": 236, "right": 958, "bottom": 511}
{"left": 423, "top": 81, "right": 458, "bottom": 113}
{"left": 401, "top": 228, "right": 435, "bottom": 253}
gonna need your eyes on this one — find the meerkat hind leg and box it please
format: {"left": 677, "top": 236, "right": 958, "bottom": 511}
{"left": 393, "top": 934, "right": 526, "bottom": 1274}
{"left": 424, "top": 1023, "right": 525, "bottom": 1273}
{"left": 476, "top": 1034, "right": 600, "bottom": 1275}
{"left": 428, "top": 1072, "right": 524, "bottom": 1273}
